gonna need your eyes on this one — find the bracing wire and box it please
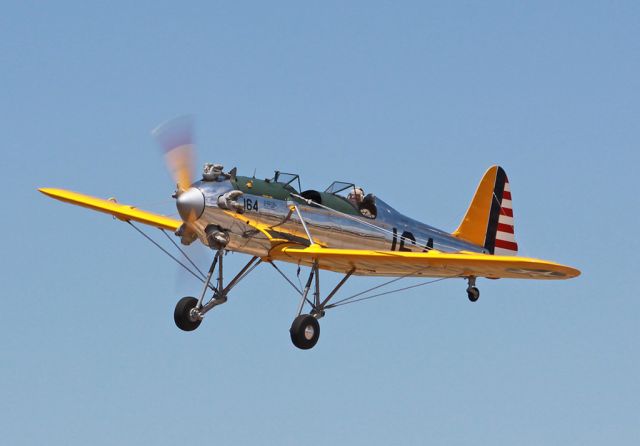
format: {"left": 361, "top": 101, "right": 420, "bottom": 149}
{"left": 160, "top": 229, "right": 207, "bottom": 280}
{"left": 269, "top": 262, "right": 303, "bottom": 295}
{"left": 327, "top": 275, "right": 407, "bottom": 306}
{"left": 326, "top": 276, "right": 456, "bottom": 308}
{"left": 269, "top": 259, "right": 462, "bottom": 310}
{"left": 127, "top": 222, "right": 215, "bottom": 291}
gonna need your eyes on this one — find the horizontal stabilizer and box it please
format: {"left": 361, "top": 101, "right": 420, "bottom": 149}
{"left": 38, "top": 188, "right": 182, "bottom": 231}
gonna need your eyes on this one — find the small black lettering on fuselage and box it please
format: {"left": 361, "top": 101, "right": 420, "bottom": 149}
{"left": 391, "top": 227, "right": 433, "bottom": 252}
{"left": 399, "top": 231, "right": 416, "bottom": 251}
{"left": 244, "top": 198, "right": 259, "bottom": 212}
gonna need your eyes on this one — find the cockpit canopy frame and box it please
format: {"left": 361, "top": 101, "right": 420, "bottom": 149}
{"left": 269, "top": 171, "right": 302, "bottom": 194}
{"left": 320, "top": 181, "right": 377, "bottom": 219}
{"left": 324, "top": 181, "right": 357, "bottom": 197}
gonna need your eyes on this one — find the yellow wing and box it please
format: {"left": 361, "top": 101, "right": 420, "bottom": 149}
{"left": 39, "top": 188, "right": 182, "bottom": 231}
{"left": 267, "top": 244, "right": 580, "bottom": 280}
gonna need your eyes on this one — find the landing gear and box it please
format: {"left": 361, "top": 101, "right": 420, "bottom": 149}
{"left": 466, "top": 276, "right": 480, "bottom": 302}
{"left": 173, "top": 252, "right": 261, "bottom": 332}
{"left": 283, "top": 260, "right": 354, "bottom": 349}
{"left": 467, "top": 286, "right": 480, "bottom": 302}
{"left": 290, "top": 314, "right": 320, "bottom": 350}
{"left": 174, "top": 296, "right": 201, "bottom": 331}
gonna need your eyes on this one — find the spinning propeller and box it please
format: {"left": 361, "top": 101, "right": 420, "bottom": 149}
{"left": 151, "top": 114, "right": 195, "bottom": 194}
{"left": 151, "top": 116, "right": 205, "bottom": 226}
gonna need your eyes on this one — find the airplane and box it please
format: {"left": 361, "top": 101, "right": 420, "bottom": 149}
{"left": 39, "top": 117, "right": 580, "bottom": 349}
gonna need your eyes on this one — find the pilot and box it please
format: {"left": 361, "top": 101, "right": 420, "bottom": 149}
{"left": 348, "top": 186, "right": 377, "bottom": 219}
{"left": 347, "top": 187, "right": 365, "bottom": 207}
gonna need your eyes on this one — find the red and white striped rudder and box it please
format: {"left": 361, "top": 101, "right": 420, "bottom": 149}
{"left": 493, "top": 177, "right": 518, "bottom": 255}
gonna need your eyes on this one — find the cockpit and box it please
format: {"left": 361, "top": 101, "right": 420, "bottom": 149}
{"left": 325, "top": 181, "right": 377, "bottom": 219}
{"left": 300, "top": 181, "right": 377, "bottom": 219}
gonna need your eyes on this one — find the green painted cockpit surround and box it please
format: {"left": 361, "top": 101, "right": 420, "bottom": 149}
{"left": 232, "top": 175, "right": 298, "bottom": 201}
{"left": 231, "top": 175, "right": 360, "bottom": 216}
{"left": 309, "top": 192, "right": 360, "bottom": 215}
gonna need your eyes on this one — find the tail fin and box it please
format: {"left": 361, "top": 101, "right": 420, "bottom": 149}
{"left": 452, "top": 165, "right": 518, "bottom": 255}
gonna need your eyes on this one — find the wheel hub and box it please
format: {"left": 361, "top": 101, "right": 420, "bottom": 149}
{"left": 189, "top": 307, "right": 201, "bottom": 322}
{"left": 304, "top": 325, "right": 315, "bottom": 340}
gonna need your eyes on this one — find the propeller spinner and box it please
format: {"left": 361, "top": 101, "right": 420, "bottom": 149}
{"left": 176, "top": 187, "right": 205, "bottom": 222}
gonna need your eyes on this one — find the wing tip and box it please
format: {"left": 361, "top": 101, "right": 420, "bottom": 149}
{"left": 565, "top": 266, "right": 581, "bottom": 279}
{"left": 38, "top": 187, "right": 64, "bottom": 200}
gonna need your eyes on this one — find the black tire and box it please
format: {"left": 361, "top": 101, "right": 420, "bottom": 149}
{"left": 467, "top": 286, "right": 480, "bottom": 302}
{"left": 289, "top": 314, "right": 320, "bottom": 350}
{"left": 174, "top": 296, "right": 202, "bottom": 331}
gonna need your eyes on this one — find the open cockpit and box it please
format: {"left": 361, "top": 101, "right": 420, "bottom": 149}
{"left": 301, "top": 181, "right": 377, "bottom": 219}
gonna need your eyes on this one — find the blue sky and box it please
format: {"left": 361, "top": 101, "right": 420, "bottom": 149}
{"left": 2, "top": 1, "right": 639, "bottom": 444}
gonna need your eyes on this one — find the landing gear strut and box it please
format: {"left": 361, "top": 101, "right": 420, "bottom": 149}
{"left": 285, "top": 261, "right": 354, "bottom": 350}
{"left": 466, "top": 276, "right": 480, "bottom": 302}
{"left": 173, "top": 251, "right": 261, "bottom": 331}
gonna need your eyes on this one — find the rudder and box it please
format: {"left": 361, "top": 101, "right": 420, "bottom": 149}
{"left": 452, "top": 165, "right": 518, "bottom": 255}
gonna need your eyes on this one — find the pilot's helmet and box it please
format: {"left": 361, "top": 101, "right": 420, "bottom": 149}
{"left": 348, "top": 187, "right": 364, "bottom": 204}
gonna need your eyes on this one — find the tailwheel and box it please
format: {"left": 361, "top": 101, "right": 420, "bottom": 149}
{"left": 290, "top": 314, "right": 320, "bottom": 350}
{"left": 466, "top": 276, "right": 480, "bottom": 302}
{"left": 467, "top": 286, "right": 480, "bottom": 302}
{"left": 174, "top": 296, "right": 202, "bottom": 331}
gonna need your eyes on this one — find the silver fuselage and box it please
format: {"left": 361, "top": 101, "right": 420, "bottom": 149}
{"left": 188, "top": 178, "right": 486, "bottom": 257}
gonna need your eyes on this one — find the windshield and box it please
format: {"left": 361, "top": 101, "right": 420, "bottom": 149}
{"left": 271, "top": 171, "right": 301, "bottom": 193}
{"left": 324, "top": 181, "right": 356, "bottom": 196}
{"left": 324, "top": 180, "right": 377, "bottom": 219}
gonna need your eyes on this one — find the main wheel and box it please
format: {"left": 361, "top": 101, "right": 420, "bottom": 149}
{"left": 174, "top": 296, "right": 202, "bottom": 331}
{"left": 290, "top": 314, "right": 320, "bottom": 350}
{"left": 467, "top": 286, "right": 480, "bottom": 302}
